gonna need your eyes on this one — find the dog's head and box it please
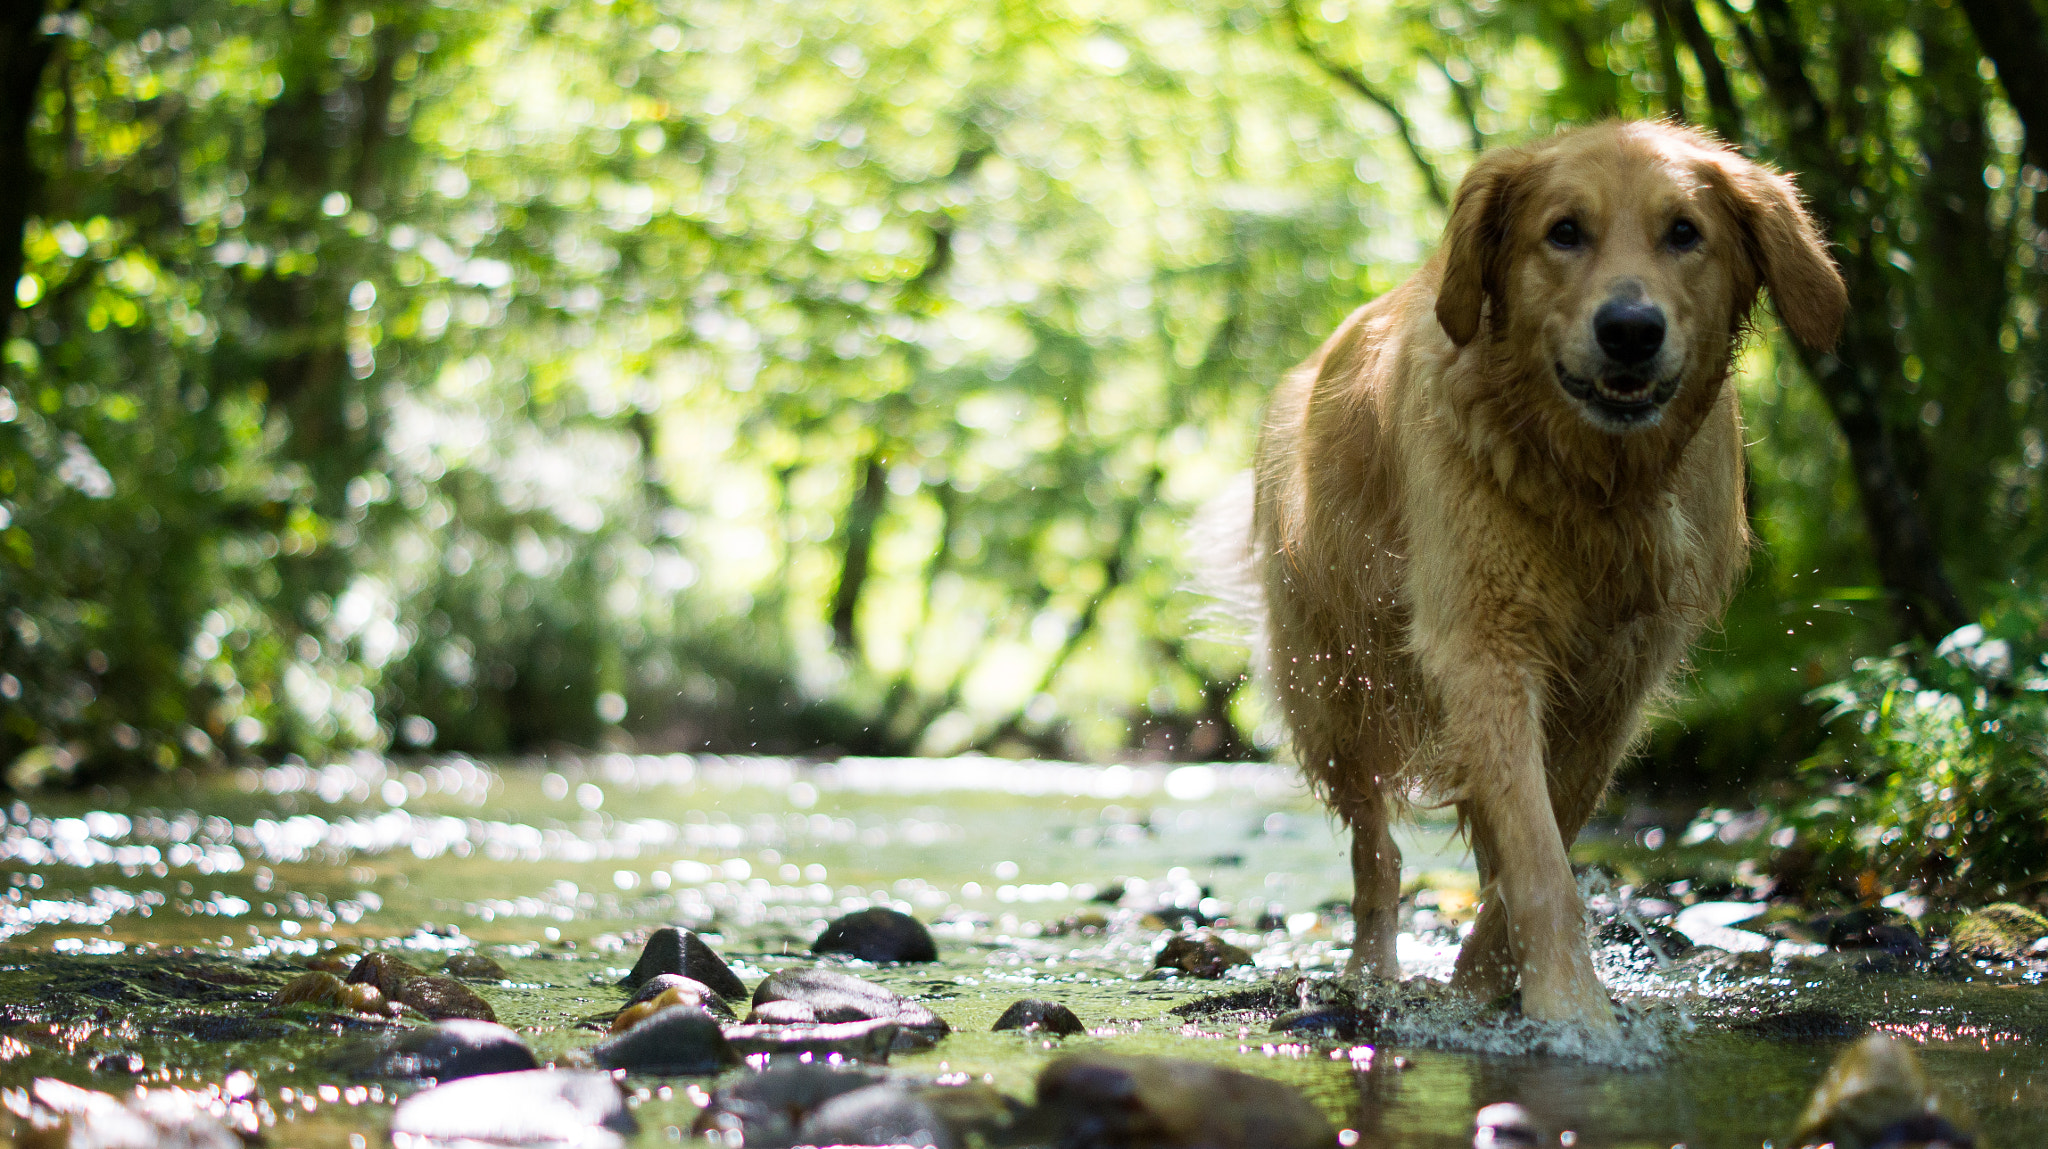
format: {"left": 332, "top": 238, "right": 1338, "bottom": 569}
{"left": 1434, "top": 122, "right": 1846, "bottom": 434}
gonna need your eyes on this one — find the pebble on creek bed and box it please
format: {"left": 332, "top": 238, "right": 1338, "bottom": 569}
{"left": 811, "top": 906, "right": 939, "bottom": 963}
{"left": 391, "top": 1068, "right": 638, "bottom": 1148}
{"left": 1034, "top": 1052, "right": 1336, "bottom": 1149}
{"left": 1153, "top": 930, "right": 1255, "bottom": 978}
{"left": 617, "top": 926, "right": 750, "bottom": 1000}
{"left": 6, "top": 1077, "right": 252, "bottom": 1149}
{"left": 1795, "top": 1033, "right": 1977, "bottom": 1149}
{"left": 620, "top": 974, "right": 734, "bottom": 1021}
{"left": 751, "top": 967, "right": 951, "bottom": 1050}
{"left": 1949, "top": 902, "right": 2048, "bottom": 960}
{"left": 1472, "top": 1101, "right": 1540, "bottom": 1148}
{"left": 356, "top": 1019, "right": 539, "bottom": 1081}
{"left": 798, "top": 1080, "right": 1023, "bottom": 1149}
{"left": 691, "top": 1063, "right": 885, "bottom": 1146}
{"left": 393, "top": 974, "right": 498, "bottom": 1022}
{"left": 590, "top": 1004, "right": 740, "bottom": 1075}
{"left": 723, "top": 1017, "right": 900, "bottom": 1063}
{"left": 274, "top": 971, "right": 402, "bottom": 1018}
{"left": 991, "top": 999, "right": 1085, "bottom": 1036}
{"left": 344, "top": 952, "right": 425, "bottom": 997}
{"left": 444, "top": 952, "right": 509, "bottom": 981}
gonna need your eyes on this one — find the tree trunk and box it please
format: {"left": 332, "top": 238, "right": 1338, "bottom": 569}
{"left": 830, "top": 451, "right": 889, "bottom": 652}
{"left": 0, "top": 1, "right": 56, "bottom": 345}
{"left": 1957, "top": 0, "right": 2048, "bottom": 172}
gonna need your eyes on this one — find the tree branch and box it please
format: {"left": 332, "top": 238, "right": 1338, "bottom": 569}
{"left": 1956, "top": 0, "right": 2048, "bottom": 172}
{"left": 1664, "top": 0, "right": 1743, "bottom": 142}
{"left": 0, "top": 0, "right": 60, "bottom": 345}
{"left": 1280, "top": 0, "right": 1448, "bottom": 209}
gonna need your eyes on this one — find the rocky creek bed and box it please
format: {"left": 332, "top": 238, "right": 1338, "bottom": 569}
{"left": 0, "top": 754, "right": 2043, "bottom": 1147}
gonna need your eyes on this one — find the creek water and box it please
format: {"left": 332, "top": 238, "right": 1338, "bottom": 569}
{"left": 0, "top": 754, "right": 2043, "bottom": 1148}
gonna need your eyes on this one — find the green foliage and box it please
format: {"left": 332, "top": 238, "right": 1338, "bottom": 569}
{"left": 1776, "top": 610, "right": 2048, "bottom": 902}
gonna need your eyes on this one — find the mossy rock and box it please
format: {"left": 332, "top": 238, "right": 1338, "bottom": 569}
{"left": 1949, "top": 903, "right": 2048, "bottom": 959}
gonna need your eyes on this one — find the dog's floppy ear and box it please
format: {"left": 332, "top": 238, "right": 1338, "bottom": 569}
{"left": 1435, "top": 147, "right": 1532, "bottom": 346}
{"left": 1710, "top": 155, "right": 1847, "bottom": 350}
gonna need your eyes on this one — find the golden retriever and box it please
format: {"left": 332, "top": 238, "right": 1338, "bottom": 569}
{"left": 1211, "top": 122, "right": 1846, "bottom": 1033}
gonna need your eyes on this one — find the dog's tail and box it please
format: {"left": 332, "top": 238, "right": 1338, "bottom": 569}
{"left": 1183, "top": 470, "right": 1267, "bottom": 654}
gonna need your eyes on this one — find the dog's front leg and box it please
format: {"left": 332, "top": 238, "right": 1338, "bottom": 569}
{"left": 1341, "top": 787, "right": 1402, "bottom": 982}
{"left": 1435, "top": 661, "right": 1618, "bottom": 1036}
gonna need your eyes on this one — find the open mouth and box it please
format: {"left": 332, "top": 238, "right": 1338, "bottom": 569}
{"left": 1554, "top": 362, "right": 1677, "bottom": 426}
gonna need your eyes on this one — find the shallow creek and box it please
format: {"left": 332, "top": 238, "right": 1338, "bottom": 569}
{"left": 0, "top": 754, "right": 2043, "bottom": 1148}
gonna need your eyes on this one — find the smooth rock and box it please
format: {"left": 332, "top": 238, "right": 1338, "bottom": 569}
{"left": 445, "top": 952, "right": 509, "bottom": 980}
{"left": 1271, "top": 1005, "right": 1373, "bottom": 1041}
{"left": 391, "top": 1069, "right": 637, "bottom": 1147}
{"left": 1035, "top": 1053, "right": 1335, "bottom": 1149}
{"left": 274, "top": 970, "right": 403, "bottom": 1018}
{"left": 691, "top": 1064, "right": 883, "bottom": 1147}
{"left": 744, "top": 999, "right": 819, "bottom": 1025}
{"left": 623, "top": 974, "right": 733, "bottom": 1019}
{"left": 617, "top": 927, "right": 749, "bottom": 1000}
{"left": 345, "top": 952, "right": 426, "bottom": 998}
{"left": 7, "top": 1078, "right": 249, "bottom": 1149}
{"left": 752, "top": 967, "right": 950, "bottom": 1050}
{"left": 1153, "top": 931, "right": 1255, "bottom": 978}
{"left": 798, "top": 1083, "right": 956, "bottom": 1149}
{"left": 1826, "top": 910, "right": 1926, "bottom": 958}
{"left": 395, "top": 974, "right": 497, "bottom": 1022}
{"left": 1951, "top": 903, "right": 2048, "bottom": 960}
{"left": 723, "top": 1018, "right": 899, "bottom": 1063}
{"left": 590, "top": 1005, "right": 739, "bottom": 1075}
{"left": 1795, "top": 1033, "right": 1976, "bottom": 1149}
{"left": 812, "top": 907, "right": 939, "bottom": 963}
{"left": 1473, "top": 1101, "right": 1540, "bottom": 1148}
{"left": 992, "top": 999, "right": 1085, "bottom": 1036}
{"left": 360, "top": 1019, "right": 538, "bottom": 1081}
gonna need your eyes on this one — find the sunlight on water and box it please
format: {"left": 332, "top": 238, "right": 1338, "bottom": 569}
{"left": 0, "top": 755, "right": 2043, "bottom": 1148}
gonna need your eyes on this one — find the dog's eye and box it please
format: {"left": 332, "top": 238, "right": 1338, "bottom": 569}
{"left": 1547, "top": 220, "right": 1582, "bottom": 249}
{"left": 1667, "top": 218, "right": 1701, "bottom": 251}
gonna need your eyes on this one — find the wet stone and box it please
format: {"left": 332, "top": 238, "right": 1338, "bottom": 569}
{"left": 391, "top": 1068, "right": 637, "bottom": 1148}
{"left": 745, "top": 999, "right": 819, "bottom": 1025}
{"left": 622, "top": 974, "right": 733, "bottom": 1019}
{"left": 992, "top": 999, "right": 1085, "bottom": 1036}
{"left": 1035, "top": 1052, "right": 1336, "bottom": 1149}
{"left": 590, "top": 1005, "right": 739, "bottom": 1075}
{"left": 1796, "top": 1033, "right": 1977, "bottom": 1149}
{"left": 797, "top": 1083, "right": 957, "bottom": 1149}
{"left": 345, "top": 952, "right": 425, "bottom": 998}
{"left": 1594, "top": 919, "right": 1695, "bottom": 961}
{"left": 166, "top": 1015, "right": 294, "bottom": 1043}
{"left": 357, "top": 1019, "right": 538, "bottom": 1081}
{"left": 1735, "top": 1007, "right": 1870, "bottom": 1043}
{"left": 1951, "top": 903, "right": 2048, "bottom": 960}
{"left": 1473, "top": 1101, "right": 1540, "bottom": 1148}
{"left": 1271, "top": 1005, "right": 1374, "bottom": 1042}
{"left": 723, "top": 1017, "right": 899, "bottom": 1063}
{"left": 444, "top": 952, "right": 509, "bottom": 981}
{"left": 395, "top": 975, "right": 497, "bottom": 1022}
{"left": 618, "top": 927, "right": 749, "bottom": 1001}
{"left": 1826, "top": 911, "right": 1926, "bottom": 957}
{"left": 6, "top": 1078, "right": 252, "bottom": 1149}
{"left": 691, "top": 1064, "right": 884, "bottom": 1148}
{"left": 812, "top": 906, "right": 939, "bottom": 963}
{"left": 1153, "top": 931, "right": 1255, "bottom": 978}
{"left": 752, "top": 967, "right": 951, "bottom": 1051}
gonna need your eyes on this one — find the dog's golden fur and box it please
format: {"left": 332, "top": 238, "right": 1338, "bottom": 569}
{"left": 1226, "top": 122, "right": 1845, "bottom": 1031}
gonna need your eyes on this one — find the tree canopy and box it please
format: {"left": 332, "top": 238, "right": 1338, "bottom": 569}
{"left": 5, "top": 0, "right": 2048, "bottom": 790}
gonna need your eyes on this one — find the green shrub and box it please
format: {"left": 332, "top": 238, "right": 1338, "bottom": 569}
{"left": 1772, "top": 609, "right": 2048, "bottom": 904}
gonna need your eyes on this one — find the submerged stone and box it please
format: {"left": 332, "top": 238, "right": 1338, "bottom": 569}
{"left": 691, "top": 1064, "right": 884, "bottom": 1147}
{"left": 797, "top": 1083, "right": 956, "bottom": 1149}
{"left": 751, "top": 967, "right": 950, "bottom": 1050}
{"left": 621, "top": 974, "right": 733, "bottom": 1019}
{"left": 1795, "top": 1033, "right": 1976, "bottom": 1149}
{"left": 992, "top": 999, "right": 1085, "bottom": 1036}
{"left": 1950, "top": 903, "right": 2048, "bottom": 960}
{"left": 590, "top": 1005, "right": 738, "bottom": 1075}
{"left": 6, "top": 1078, "right": 249, "bottom": 1149}
{"left": 1153, "top": 931, "right": 1254, "bottom": 978}
{"left": 1473, "top": 1101, "right": 1540, "bottom": 1148}
{"left": 1035, "top": 1052, "right": 1335, "bottom": 1149}
{"left": 394, "top": 975, "right": 497, "bottom": 1022}
{"left": 1734, "top": 1007, "right": 1869, "bottom": 1043}
{"left": 358, "top": 1019, "right": 538, "bottom": 1081}
{"left": 723, "top": 1017, "right": 899, "bottom": 1063}
{"left": 274, "top": 971, "right": 403, "bottom": 1018}
{"left": 444, "top": 953, "right": 509, "bottom": 981}
{"left": 391, "top": 1069, "right": 637, "bottom": 1147}
{"left": 617, "top": 927, "right": 749, "bottom": 1000}
{"left": 345, "top": 952, "right": 426, "bottom": 998}
{"left": 812, "top": 907, "right": 938, "bottom": 963}
{"left": 1270, "top": 1005, "right": 1373, "bottom": 1041}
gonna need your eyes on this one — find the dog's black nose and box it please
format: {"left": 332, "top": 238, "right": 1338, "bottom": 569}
{"left": 1594, "top": 300, "right": 1666, "bottom": 365}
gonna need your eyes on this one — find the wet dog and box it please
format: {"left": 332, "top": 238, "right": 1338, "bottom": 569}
{"left": 1206, "top": 122, "right": 1845, "bottom": 1033}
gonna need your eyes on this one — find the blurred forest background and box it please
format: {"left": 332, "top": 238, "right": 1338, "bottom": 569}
{"left": 7, "top": 0, "right": 2048, "bottom": 820}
